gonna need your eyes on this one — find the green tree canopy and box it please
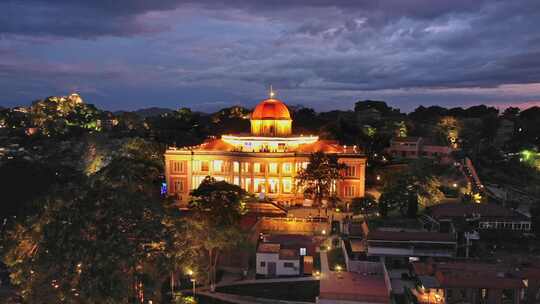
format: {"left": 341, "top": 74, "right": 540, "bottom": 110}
{"left": 188, "top": 177, "right": 249, "bottom": 290}
{"left": 296, "top": 151, "right": 347, "bottom": 207}
{"left": 3, "top": 157, "right": 183, "bottom": 303}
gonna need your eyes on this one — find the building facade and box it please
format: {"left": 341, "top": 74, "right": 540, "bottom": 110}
{"left": 387, "top": 137, "right": 454, "bottom": 164}
{"left": 164, "top": 95, "right": 366, "bottom": 206}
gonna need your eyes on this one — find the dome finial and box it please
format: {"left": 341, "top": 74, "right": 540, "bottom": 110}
{"left": 269, "top": 85, "right": 275, "bottom": 98}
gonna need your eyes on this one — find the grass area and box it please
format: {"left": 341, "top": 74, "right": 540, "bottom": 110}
{"left": 326, "top": 248, "right": 346, "bottom": 271}
{"left": 216, "top": 281, "right": 320, "bottom": 302}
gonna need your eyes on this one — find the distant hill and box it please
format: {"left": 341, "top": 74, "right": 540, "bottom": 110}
{"left": 115, "top": 107, "right": 173, "bottom": 118}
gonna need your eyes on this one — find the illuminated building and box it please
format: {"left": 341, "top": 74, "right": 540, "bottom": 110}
{"left": 164, "top": 92, "right": 366, "bottom": 206}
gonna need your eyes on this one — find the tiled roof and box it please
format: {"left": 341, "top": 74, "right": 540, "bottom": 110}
{"left": 257, "top": 243, "right": 280, "bottom": 254}
{"left": 412, "top": 261, "right": 529, "bottom": 289}
{"left": 428, "top": 202, "right": 528, "bottom": 221}
{"left": 296, "top": 140, "right": 345, "bottom": 153}
{"left": 367, "top": 230, "right": 456, "bottom": 243}
{"left": 319, "top": 271, "right": 390, "bottom": 303}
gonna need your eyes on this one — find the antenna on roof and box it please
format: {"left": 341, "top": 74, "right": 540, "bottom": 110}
{"left": 269, "top": 85, "right": 276, "bottom": 98}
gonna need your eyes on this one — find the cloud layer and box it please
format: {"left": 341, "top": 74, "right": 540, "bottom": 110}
{"left": 1, "top": 0, "right": 540, "bottom": 111}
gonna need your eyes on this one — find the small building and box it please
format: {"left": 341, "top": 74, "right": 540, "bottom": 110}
{"left": 387, "top": 137, "right": 454, "bottom": 164}
{"left": 256, "top": 234, "right": 316, "bottom": 277}
{"left": 362, "top": 222, "right": 457, "bottom": 266}
{"left": 317, "top": 262, "right": 391, "bottom": 304}
{"left": 408, "top": 260, "right": 540, "bottom": 304}
{"left": 426, "top": 202, "right": 532, "bottom": 234}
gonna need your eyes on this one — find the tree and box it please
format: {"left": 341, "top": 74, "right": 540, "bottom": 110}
{"left": 435, "top": 116, "right": 461, "bottom": 146}
{"left": 3, "top": 154, "right": 183, "bottom": 303}
{"left": 296, "top": 151, "right": 347, "bottom": 207}
{"left": 188, "top": 177, "right": 248, "bottom": 291}
{"left": 379, "top": 159, "right": 444, "bottom": 217}
{"left": 351, "top": 194, "right": 377, "bottom": 215}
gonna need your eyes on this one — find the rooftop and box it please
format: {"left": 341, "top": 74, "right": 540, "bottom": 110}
{"left": 251, "top": 98, "right": 291, "bottom": 120}
{"left": 428, "top": 202, "right": 529, "bottom": 221}
{"left": 412, "top": 261, "right": 533, "bottom": 289}
{"left": 319, "top": 271, "right": 390, "bottom": 303}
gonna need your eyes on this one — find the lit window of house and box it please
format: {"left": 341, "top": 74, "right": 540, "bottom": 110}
{"left": 201, "top": 161, "right": 209, "bottom": 172}
{"left": 268, "top": 178, "right": 278, "bottom": 193}
{"left": 213, "top": 160, "right": 223, "bottom": 172}
{"left": 244, "top": 178, "right": 252, "bottom": 191}
{"left": 170, "top": 161, "right": 184, "bottom": 173}
{"left": 172, "top": 178, "right": 184, "bottom": 193}
{"left": 282, "top": 178, "right": 292, "bottom": 193}
{"left": 269, "top": 163, "right": 278, "bottom": 174}
{"left": 242, "top": 162, "right": 250, "bottom": 173}
{"left": 282, "top": 163, "right": 292, "bottom": 174}
{"left": 254, "top": 163, "right": 265, "bottom": 173}
{"left": 254, "top": 178, "right": 266, "bottom": 193}
{"left": 344, "top": 185, "right": 356, "bottom": 197}
{"left": 345, "top": 165, "right": 356, "bottom": 177}
{"left": 233, "top": 161, "right": 240, "bottom": 173}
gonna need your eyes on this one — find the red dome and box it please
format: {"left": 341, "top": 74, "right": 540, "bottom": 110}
{"left": 251, "top": 98, "right": 291, "bottom": 120}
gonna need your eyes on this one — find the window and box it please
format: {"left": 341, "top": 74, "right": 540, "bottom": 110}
{"left": 233, "top": 177, "right": 240, "bottom": 186}
{"left": 242, "top": 162, "right": 250, "bottom": 173}
{"left": 172, "top": 178, "right": 184, "bottom": 193}
{"left": 345, "top": 165, "right": 356, "bottom": 177}
{"left": 260, "top": 261, "right": 266, "bottom": 267}
{"left": 254, "top": 178, "right": 266, "bottom": 193}
{"left": 282, "top": 179, "right": 292, "bottom": 193}
{"left": 282, "top": 163, "right": 292, "bottom": 174}
{"left": 268, "top": 179, "right": 278, "bottom": 193}
{"left": 201, "top": 161, "right": 209, "bottom": 172}
{"left": 269, "top": 163, "right": 278, "bottom": 174}
{"left": 233, "top": 161, "right": 240, "bottom": 173}
{"left": 254, "top": 163, "right": 265, "bottom": 173}
{"left": 170, "top": 161, "right": 185, "bottom": 173}
{"left": 300, "top": 248, "right": 306, "bottom": 256}
{"left": 244, "top": 178, "right": 252, "bottom": 192}
{"left": 344, "top": 185, "right": 355, "bottom": 197}
{"left": 212, "top": 160, "right": 223, "bottom": 172}
{"left": 284, "top": 262, "right": 294, "bottom": 268}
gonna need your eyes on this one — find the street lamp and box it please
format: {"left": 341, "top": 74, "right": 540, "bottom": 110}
{"left": 186, "top": 269, "right": 195, "bottom": 295}
{"left": 190, "top": 278, "right": 196, "bottom": 296}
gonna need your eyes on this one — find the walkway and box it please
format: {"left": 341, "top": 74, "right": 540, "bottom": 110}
{"left": 216, "top": 276, "right": 318, "bottom": 288}
{"left": 320, "top": 250, "right": 330, "bottom": 276}
{"left": 197, "top": 291, "right": 314, "bottom": 304}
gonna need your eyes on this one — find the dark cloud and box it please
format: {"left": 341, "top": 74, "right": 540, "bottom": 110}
{"left": 1, "top": 0, "right": 540, "bottom": 111}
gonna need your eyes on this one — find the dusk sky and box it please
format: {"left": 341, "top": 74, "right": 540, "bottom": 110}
{"left": 1, "top": 0, "right": 540, "bottom": 112}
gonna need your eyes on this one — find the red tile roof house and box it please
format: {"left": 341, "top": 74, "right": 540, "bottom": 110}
{"left": 317, "top": 262, "right": 392, "bottom": 304}
{"left": 426, "top": 202, "right": 532, "bottom": 234}
{"left": 408, "top": 260, "right": 540, "bottom": 304}
{"left": 361, "top": 222, "right": 457, "bottom": 267}
{"left": 386, "top": 137, "right": 455, "bottom": 164}
{"left": 256, "top": 234, "right": 317, "bottom": 278}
